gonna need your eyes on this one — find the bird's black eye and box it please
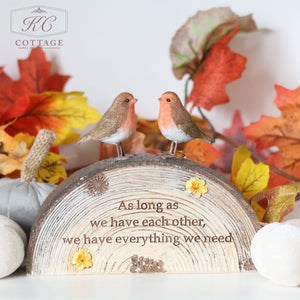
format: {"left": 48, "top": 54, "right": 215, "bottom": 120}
{"left": 166, "top": 98, "right": 171, "bottom": 102}
{"left": 125, "top": 99, "right": 130, "bottom": 103}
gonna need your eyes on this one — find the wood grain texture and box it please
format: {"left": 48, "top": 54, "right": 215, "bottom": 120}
{"left": 26, "top": 153, "right": 261, "bottom": 275}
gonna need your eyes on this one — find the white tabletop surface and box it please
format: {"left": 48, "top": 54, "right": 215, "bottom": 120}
{"left": 0, "top": 269, "right": 299, "bottom": 300}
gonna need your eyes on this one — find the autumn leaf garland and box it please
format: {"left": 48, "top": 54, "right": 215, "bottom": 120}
{"left": 0, "top": 47, "right": 100, "bottom": 146}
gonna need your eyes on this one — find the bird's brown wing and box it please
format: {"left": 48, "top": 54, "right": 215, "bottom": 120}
{"left": 175, "top": 107, "right": 214, "bottom": 142}
{"left": 86, "top": 105, "right": 126, "bottom": 141}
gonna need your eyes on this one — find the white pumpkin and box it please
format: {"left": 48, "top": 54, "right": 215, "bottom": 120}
{"left": 0, "top": 179, "right": 55, "bottom": 234}
{"left": 0, "top": 130, "right": 56, "bottom": 235}
{"left": 251, "top": 222, "right": 300, "bottom": 287}
{"left": 0, "top": 215, "right": 27, "bottom": 246}
{"left": 0, "top": 215, "right": 26, "bottom": 279}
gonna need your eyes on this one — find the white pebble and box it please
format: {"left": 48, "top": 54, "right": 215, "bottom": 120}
{"left": 251, "top": 222, "right": 300, "bottom": 287}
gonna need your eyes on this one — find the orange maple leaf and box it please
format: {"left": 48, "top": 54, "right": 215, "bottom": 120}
{"left": 268, "top": 171, "right": 291, "bottom": 188}
{"left": 137, "top": 119, "right": 170, "bottom": 151}
{"left": 244, "top": 85, "right": 300, "bottom": 183}
{"left": 183, "top": 139, "right": 223, "bottom": 167}
{"left": 0, "top": 123, "right": 29, "bottom": 175}
{"left": 187, "top": 27, "right": 247, "bottom": 111}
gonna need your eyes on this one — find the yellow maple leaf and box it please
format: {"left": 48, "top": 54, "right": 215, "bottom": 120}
{"left": 250, "top": 183, "right": 300, "bottom": 222}
{"left": 231, "top": 144, "right": 251, "bottom": 183}
{"left": 35, "top": 152, "right": 67, "bottom": 184}
{"left": 0, "top": 124, "right": 29, "bottom": 175}
{"left": 231, "top": 145, "right": 269, "bottom": 199}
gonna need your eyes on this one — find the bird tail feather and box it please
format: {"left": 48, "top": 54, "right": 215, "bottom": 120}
{"left": 202, "top": 132, "right": 215, "bottom": 144}
{"left": 77, "top": 134, "right": 91, "bottom": 145}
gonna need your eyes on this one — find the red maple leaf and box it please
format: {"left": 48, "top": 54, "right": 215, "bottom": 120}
{"left": 0, "top": 47, "right": 70, "bottom": 125}
{"left": 187, "top": 27, "right": 246, "bottom": 111}
{"left": 244, "top": 85, "right": 300, "bottom": 184}
{"left": 0, "top": 70, "right": 29, "bottom": 124}
{"left": 18, "top": 47, "right": 70, "bottom": 94}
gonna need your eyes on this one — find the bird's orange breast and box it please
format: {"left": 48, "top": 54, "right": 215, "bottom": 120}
{"left": 158, "top": 103, "right": 174, "bottom": 130}
{"left": 121, "top": 104, "right": 137, "bottom": 132}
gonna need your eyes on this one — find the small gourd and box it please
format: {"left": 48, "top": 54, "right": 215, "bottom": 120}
{"left": 0, "top": 215, "right": 26, "bottom": 278}
{"left": 0, "top": 130, "right": 57, "bottom": 235}
{"left": 251, "top": 221, "right": 300, "bottom": 287}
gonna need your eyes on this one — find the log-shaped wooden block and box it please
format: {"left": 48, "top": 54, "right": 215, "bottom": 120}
{"left": 26, "top": 153, "right": 260, "bottom": 275}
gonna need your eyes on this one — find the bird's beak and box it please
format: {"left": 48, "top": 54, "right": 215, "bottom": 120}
{"left": 158, "top": 97, "right": 162, "bottom": 102}
{"left": 134, "top": 98, "right": 137, "bottom": 103}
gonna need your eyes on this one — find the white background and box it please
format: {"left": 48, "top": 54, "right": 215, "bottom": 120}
{"left": 0, "top": 1, "right": 300, "bottom": 297}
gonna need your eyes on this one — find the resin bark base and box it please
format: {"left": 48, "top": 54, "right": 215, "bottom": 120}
{"left": 26, "top": 153, "right": 260, "bottom": 275}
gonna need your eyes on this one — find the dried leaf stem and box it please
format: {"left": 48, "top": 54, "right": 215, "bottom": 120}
{"left": 198, "top": 108, "right": 217, "bottom": 140}
{"left": 184, "top": 75, "right": 192, "bottom": 105}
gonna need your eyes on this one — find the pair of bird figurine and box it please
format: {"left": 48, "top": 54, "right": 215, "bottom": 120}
{"left": 78, "top": 92, "right": 215, "bottom": 157}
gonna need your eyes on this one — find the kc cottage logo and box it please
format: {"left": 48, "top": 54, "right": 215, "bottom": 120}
{"left": 10, "top": 6, "right": 68, "bottom": 49}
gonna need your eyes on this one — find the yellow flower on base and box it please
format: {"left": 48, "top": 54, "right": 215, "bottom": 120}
{"left": 186, "top": 177, "right": 208, "bottom": 198}
{"left": 71, "top": 250, "right": 93, "bottom": 270}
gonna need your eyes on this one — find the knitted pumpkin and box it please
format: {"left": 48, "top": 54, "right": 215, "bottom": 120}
{"left": 0, "top": 130, "right": 57, "bottom": 234}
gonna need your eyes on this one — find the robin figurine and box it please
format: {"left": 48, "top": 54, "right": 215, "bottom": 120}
{"left": 77, "top": 92, "right": 137, "bottom": 157}
{"left": 158, "top": 91, "right": 214, "bottom": 154}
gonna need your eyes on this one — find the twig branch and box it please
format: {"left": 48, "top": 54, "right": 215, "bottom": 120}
{"left": 198, "top": 108, "right": 217, "bottom": 139}
{"left": 214, "top": 132, "right": 239, "bottom": 147}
